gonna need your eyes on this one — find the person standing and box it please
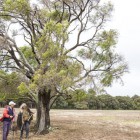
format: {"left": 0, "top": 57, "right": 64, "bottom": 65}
{"left": 2, "top": 101, "right": 16, "bottom": 140}
{"left": 17, "top": 103, "right": 27, "bottom": 130}
{"left": 20, "top": 105, "right": 33, "bottom": 140}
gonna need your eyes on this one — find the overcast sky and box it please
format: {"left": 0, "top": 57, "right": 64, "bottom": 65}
{"left": 106, "top": 0, "right": 140, "bottom": 96}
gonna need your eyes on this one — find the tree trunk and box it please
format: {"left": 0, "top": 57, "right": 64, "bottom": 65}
{"left": 36, "top": 88, "right": 51, "bottom": 134}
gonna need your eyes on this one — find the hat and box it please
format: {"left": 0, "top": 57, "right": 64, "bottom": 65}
{"left": 9, "top": 101, "right": 16, "bottom": 106}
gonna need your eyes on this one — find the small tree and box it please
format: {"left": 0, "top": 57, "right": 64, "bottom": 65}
{"left": 0, "top": 71, "right": 20, "bottom": 101}
{"left": 0, "top": 0, "right": 128, "bottom": 134}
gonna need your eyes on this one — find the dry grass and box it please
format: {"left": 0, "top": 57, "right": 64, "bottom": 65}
{"left": 0, "top": 109, "right": 140, "bottom": 140}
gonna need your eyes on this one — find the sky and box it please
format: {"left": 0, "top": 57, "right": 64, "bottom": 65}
{"left": 14, "top": 0, "right": 140, "bottom": 97}
{"left": 106, "top": 0, "right": 140, "bottom": 96}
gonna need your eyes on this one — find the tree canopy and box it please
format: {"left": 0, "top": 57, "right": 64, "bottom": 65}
{"left": 0, "top": 0, "right": 128, "bottom": 134}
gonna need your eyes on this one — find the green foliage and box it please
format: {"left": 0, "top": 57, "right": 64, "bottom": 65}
{"left": 90, "top": 2, "right": 113, "bottom": 25}
{"left": 72, "top": 89, "right": 87, "bottom": 102}
{"left": 53, "top": 92, "right": 140, "bottom": 110}
{"left": 49, "top": 10, "right": 69, "bottom": 21}
{"left": 74, "top": 101, "right": 88, "bottom": 110}
{"left": 116, "top": 96, "right": 136, "bottom": 110}
{"left": 3, "top": 0, "right": 30, "bottom": 15}
{"left": 96, "top": 94, "right": 119, "bottom": 109}
{"left": 18, "top": 82, "right": 28, "bottom": 95}
{"left": 0, "top": 0, "right": 128, "bottom": 113}
{"left": 101, "top": 73, "right": 113, "bottom": 87}
{"left": 0, "top": 71, "right": 22, "bottom": 101}
{"left": 133, "top": 97, "right": 140, "bottom": 109}
{"left": 53, "top": 96, "right": 68, "bottom": 109}
{"left": 97, "top": 30, "right": 118, "bottom": 49}
{"left": 20, "top": 46, "right": 37, "bottom": 67}
{"left": 63, "top": 89, "right": 89, "bottom": 109}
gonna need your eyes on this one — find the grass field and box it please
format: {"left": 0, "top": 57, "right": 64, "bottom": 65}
{"left": 1, "top": 109, "right": 140, "bottom": 140}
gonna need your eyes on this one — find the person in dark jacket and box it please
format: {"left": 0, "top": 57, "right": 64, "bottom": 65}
{"left": 2, "top": 101, "right": 16, "bottom": 140}
{"left": 17, "top": 103, "right": 27, "bottom": 130}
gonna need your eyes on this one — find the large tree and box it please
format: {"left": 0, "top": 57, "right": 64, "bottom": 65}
{"left": 0, "top": 0, "right": 128, "bottom": 134}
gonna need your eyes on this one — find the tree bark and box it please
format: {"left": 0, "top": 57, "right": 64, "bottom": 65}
{"left": 36, "top": 88, "right": 51, "bottom": 134}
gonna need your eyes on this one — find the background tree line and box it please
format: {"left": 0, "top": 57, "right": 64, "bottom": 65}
{"left": 0, "top": 71, "right": 139, "bottom": 110}
{"left": 52, "top": 89, "right": 140, "bottom": 110}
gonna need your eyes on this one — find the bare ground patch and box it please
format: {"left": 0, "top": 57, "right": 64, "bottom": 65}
{"left": 0, "top": 109, "right": 140, "bottom": 140}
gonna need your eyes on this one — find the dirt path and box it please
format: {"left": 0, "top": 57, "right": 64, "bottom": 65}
{"left": 1, "top": 109, "right": 140, "bottom": 140}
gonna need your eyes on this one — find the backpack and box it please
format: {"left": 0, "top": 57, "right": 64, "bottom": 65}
{"left": 0, "top": 106, "right": 10, "bottom": 122}
{"left": 17, "top": 112, "right": 23, "bottom": 129}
